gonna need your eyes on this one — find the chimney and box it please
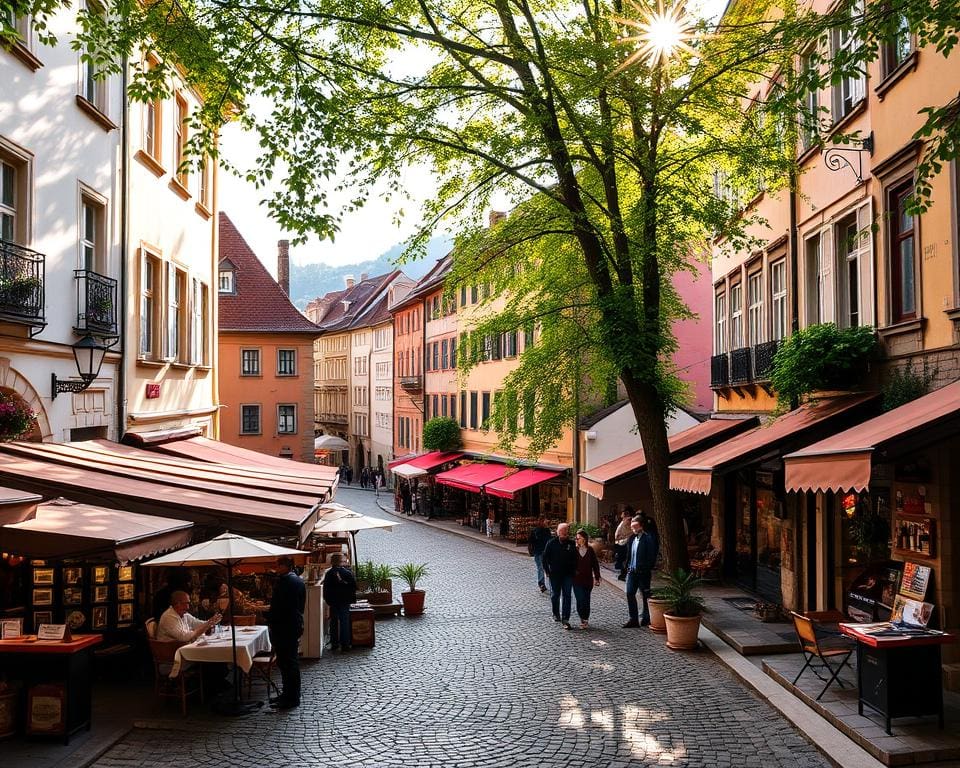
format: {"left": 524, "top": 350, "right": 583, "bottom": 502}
{"left": 277, "top": 240, "right": 290, "bottom": 296}
{"left": 345, "top": 275, "right": 355, "bottom": 289}
{"left": 489, "top": 210, "right": 507, "bottom": 228}
{"left": 360, "top": 272, "right": 368, "bottom": 281}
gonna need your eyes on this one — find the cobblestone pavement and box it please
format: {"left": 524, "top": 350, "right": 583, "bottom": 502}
{"left": 93, "top": 488, "right": 828, "bottom": 768}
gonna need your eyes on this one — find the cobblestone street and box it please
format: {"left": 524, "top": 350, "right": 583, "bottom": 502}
{"left": 93, "top": 488, "right": 828, "bottom": 768}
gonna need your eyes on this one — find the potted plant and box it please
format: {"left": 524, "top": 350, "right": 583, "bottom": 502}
{"left": 647, "top": 585, "right": 672, "bottom": 634}
{"left": 660, "top": 569, "right": 706, "bottom": 650}
{"left": 392, "top": 562, "right": 428, "bottom": 616}
{"left": 0, "top": 393, "right": 35, "bottom": 442}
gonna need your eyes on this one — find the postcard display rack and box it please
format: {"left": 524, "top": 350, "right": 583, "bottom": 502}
{"left": 28, "top": 561, "right": 137, "bottom": 635}
{"left": 892, "top": 481, "right": 936, "bottom": 559}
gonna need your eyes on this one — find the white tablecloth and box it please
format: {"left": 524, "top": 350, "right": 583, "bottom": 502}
{"left": 170, "top": 625, "right": 271, "bottom": 678}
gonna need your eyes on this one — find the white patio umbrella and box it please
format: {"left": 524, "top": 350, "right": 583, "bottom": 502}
{"left": 314, "top": 504, "right": 398, "bottom": 562}
{"left": 314, "top": 434, "right": 350, "bottom": 451}
{"left": 143, "top": 532, "right": 308, "bottom": 716}
{"left": 390, "top": 462, "right": 428, "bottom": 479}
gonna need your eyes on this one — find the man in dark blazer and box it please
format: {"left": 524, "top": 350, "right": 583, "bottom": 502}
{"left": 623, "top": 516, "right": 658, "bottom": 628}
{"left": 266, "top": 556, "right": 306, "bottom": 709}
{"left": 542, "top": 523, "right": 577, "bottom": 629}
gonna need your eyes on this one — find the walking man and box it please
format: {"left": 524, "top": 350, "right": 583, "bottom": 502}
{"left": 527, "top": 518, "right": 552, "bottom": 593}
{"left": 623, "top": 516, "right": 657, "bottom": 628}
{"left": 542, "top": 522, "right": 577, "bottom": 629}
{"left": 266, "top": 556, "right": 306, "bottom": 709}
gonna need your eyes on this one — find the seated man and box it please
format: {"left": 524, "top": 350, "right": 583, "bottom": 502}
{"left": 157, "top": 590, "right": 221, "bottom": 643}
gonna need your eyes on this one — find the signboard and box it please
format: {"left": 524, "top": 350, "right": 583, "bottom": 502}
{"left": 146, "top": 382, "right": 161, "bottom": 399}
{"left": 1, "top": 618, "right": 23, "bottom": 639}
{"left": 900, "top": 562, "right": 932, "bottom": 601}
{"left": 37, "top": 623, "right": 71, "bottom": 642}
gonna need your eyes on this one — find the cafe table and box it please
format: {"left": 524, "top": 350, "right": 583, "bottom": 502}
{"left": 170, "top": 625, "right": 271, "bottom": 679}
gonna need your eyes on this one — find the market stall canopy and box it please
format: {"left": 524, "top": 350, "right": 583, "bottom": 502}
{"left": 390, "top": 463, "right": 429, "bottom": 479}
{"left": 669, "top": 394, "right": 878, "bottom": 495}
{"left": 313, "top": 505, "right": 397, "bottom": 533}
{"left": 314, "top": 435, "right": 350, "bottom": 451}
{"left": 1, "top": 497, "right": 193, "bottom": 562}
{"left": 784, "top": 381, "right": 960, "bottom": 494}
{"left": 484, "top": 469, "right": 564, "bottom": 500}
{"left": 142, "top": 532, "right": 308, "bottom": 568}
{"left": 387, "top": 451, "right": 464, "bottom": 472}
{"left": 0, "top": 441, "right": 324, "bottom": 542}
{"left": 435, "top": 462, "right": 511, "bottom": 493}
{"left": 580, "top": 416, "right": 757, "bottom": 500}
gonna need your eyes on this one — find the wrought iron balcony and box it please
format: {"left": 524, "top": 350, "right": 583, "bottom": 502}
{"left": 399, "top": 375, "right": 423, "bottom": 392}
{"left": 753, "top": 340, "right": 780, "bottom": 381}
{"left": 74, "top": 269, "right": 118, "bottom": 337}
{"left": 710, "top": 354, "right": 729, "bottom": 387}
{"left": 319, "top": 412, "right": 348, "bottom": 425}
{"left": 730, "top": 347, "right": 752, "bottom": 385}
{"left": 0, "top": 239, "right": 45, "bottom": 332}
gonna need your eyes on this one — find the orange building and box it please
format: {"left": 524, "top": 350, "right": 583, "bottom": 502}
{"left": 217, "top": 214, "right": 319, "bottom": 462}
{"left": 390, "top": 276, "right": 427, "bottom": 457}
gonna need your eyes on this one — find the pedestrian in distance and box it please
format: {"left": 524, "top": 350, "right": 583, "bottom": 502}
{"left": 572, "top": 529, "right": 601, "bottom": 629}
{"left": 622, "top": 516, "right": 657, "bottom": 628}
{"left": 375, "top": 470, "right": 384, "bottom": 498}
{"left": 266, "top": 556, "right": 306, "bottom": 710}
{"left": 542, "top": 522, "right": 577, "bottom": 629}
{"left": 323, "top": 553, "right": 357, "bottom": 652}
{"left": 359, "top": 467, "right": 367, "bottom": 489}
{"left": 527, "top": 518, "right": 552, "bottom": 593}
{"left": 613, "top": 507, "right": 634, "bottom": 580}
{"left": 400, "top": 480, "right": 412, "bottom": 515}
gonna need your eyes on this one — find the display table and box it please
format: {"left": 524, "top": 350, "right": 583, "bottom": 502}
{"left": 839, "top": 623, "right": 955, "bottom": 735}
{"left": 0, "top": 634, "right": 102, "bottom": 743}
{"left": 170, "top": 626, "right": 271, "bottom": 678}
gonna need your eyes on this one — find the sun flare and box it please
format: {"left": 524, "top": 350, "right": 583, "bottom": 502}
{"left": 614, "top": 0, "right": 698, "bottom": 71}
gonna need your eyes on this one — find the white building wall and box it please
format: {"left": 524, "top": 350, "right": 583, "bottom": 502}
{"left": 370, "top": 319, "right": 394, "bottom": 477}
{"left": 349, "top": 326, "right": 371, "bottom": 473}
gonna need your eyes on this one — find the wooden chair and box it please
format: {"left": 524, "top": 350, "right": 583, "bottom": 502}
{"left": 148, "top": 639, "right": 203, "bottom": 716}
{"left": 246, "top": 646, "right": 278, "bottom": 699}
{"left": 790, "top": 612, "right": 855, "bottom": 700}
{"left": 689, "top": 547, "right": 722, "bottom": 581}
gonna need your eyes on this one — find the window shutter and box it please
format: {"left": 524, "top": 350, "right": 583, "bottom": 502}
{"left": 856, "top": 198, "right": 875, "bottom": 326}
{"left": 819, "top": 225, "right": 834, "bottom": 323}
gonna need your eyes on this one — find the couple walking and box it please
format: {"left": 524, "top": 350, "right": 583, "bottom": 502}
{"left": 541, "top": 523, "right": 601, "bottom": 629}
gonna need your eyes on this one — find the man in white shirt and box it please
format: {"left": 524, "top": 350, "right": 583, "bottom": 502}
{"left": 156, "top": 590, "right": 221, "bottom": 643}
{"left": 613, "top": 508, "right": 635, "bottom": 580}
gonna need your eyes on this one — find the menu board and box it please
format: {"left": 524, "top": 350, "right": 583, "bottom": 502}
{"left": 900, "top": 561, "right": 931, "bottom": 601}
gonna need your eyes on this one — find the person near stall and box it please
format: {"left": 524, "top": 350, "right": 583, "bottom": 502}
{"left": 266, "top": 556, "right": 306, "bottom": 710}
{"left": 323, "top": 554, "right": 357, "bottom": 652}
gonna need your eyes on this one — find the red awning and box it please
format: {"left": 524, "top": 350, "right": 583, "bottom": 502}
{"left": 387, "top": 451, "right": 464, "bottom": 471}
{"left": 580, "top": 417, "right": 757, "bottom": 500}
{"left": 484, "top": 469, "right": 563, "bottom": 500}
{"left": 784, "top": 380, "right": 960, "bottom": 493}
{"left": 669, "top": 394, "right": 878, "bottom": 495}
{"left": 435, "top": 463, "right": 510, "bottom": 493}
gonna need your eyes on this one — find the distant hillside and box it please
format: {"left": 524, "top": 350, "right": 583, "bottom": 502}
{"left": 290, "top": 236, "right": 451, "bottom": 309}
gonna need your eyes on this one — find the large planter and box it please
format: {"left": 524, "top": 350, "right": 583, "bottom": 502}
{"left": 648, "top": 598, "right": 671, "bottom": 634}
{"left": 400, "top": 589, "right": 426, "bottom": 616}
{"left": 664, "top": 613, "right": 702, "bottom": 650}
{"left": 357, "top": 579, "right": 393, "bottom": 605}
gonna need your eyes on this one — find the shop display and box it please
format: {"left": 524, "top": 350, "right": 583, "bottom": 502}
{"left": 92, "top": 606, "right": 107, "bottom": 629}
{"left": 117, "top": 583, "right": 135, "bottom": 601}
{"left": 117, "top": 565, "right": 134, "bottom": 582}
{"left": 32, "top": 568, "right": 54, "bottom": 585}
{"left": 63, "top": 567, "right": 82, "bottom": 585}
{"left": 93, "top": 566, "right": 108, "bottom": 584}
{"left": 32, "top": 611, "right": 52, "bottom": 631}
{"left": 93, "top": 586, "right": 109, "bottom": 603}
{"left": 32, "top": 588, "right": 53, "bottom": 606}
{"left": 66, "top": 610, "right": 86, "bottom": 630}
{"left": 117, "top": 603, "right": 133, "bottom": 624}
{"left": 899, "top": 562, "right": 931, "bottom": 601}
{"left": 894, "top": 516, "right": 935, "bottom": 558}
{"left": 63, "top": 587, "right": 82, "bottom": 605}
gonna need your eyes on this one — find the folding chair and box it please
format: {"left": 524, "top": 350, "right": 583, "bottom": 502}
{"left": 790, "top": 612, "right": 854, "bottom": 700}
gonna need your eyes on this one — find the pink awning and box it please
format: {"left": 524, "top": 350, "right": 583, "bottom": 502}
{"left": 784, "top": 380, "right": 960, "bottom": 493}
{"left": 484, "top": 469, "right": 563, "bottom": 500}
{"left": 435, "top": 463, "right": 510, "bottom": 493}
{"left": 669, "top": 394, "right": 877, "bottom": 495}
{"left": 580, "top": 417, "right": 757, "bottom": 500}
{"left": 387, "top": 451, "right": 464, "bottom": 471}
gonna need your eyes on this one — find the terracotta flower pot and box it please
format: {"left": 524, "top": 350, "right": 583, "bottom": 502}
{"left": 663, "top": 613, "right": 702, "bottom": 650}
{"left": 400, "top": 589, "right": 426, "bottom": 616}
{"left": 648, "top": 598, "right": 671, "bottom": 634}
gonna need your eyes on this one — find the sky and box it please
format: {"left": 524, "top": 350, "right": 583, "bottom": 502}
{"left": 217, "top": 0, "right": 728, "bottom": 275}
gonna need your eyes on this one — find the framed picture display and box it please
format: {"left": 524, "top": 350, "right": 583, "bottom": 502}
{"left": 93, "top": 585, "right": 109, "bottom": 603}
{"left": 117, "top": 565, "right": 134, "bottom": 582}
{"left": 66, "top": 610, "right": 86, "bottom": 630}
{"left": 63, "top": 567, "right": 82, "bottom": 585}
{"left": 117, "top": 583, "right": 135, "bottom": 601}
{"left": 33, "top": 610, "right": 53, "bottom": 630}
{"left": 92, "top": 606, "right": 107, "bottom": 629}
{"left": 63, "top": 587, "right": 83, "bottom": 605}
{"left": 32, "top": 560, "right": 48, "bottom": 566}
{"left": 93, "top": 566, "right": 109, "bottom": 585}
{"left": 32, "top": 588, "right": 53, "bottom": 606}
{"left": 33, "top": 568, "right": 55, "bottom": 586}
{"left": 117, "top": 602, "right": 133, "bottom": 624}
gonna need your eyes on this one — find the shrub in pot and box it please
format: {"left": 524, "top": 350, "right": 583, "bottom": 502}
{"left": 659, "top": 569, "right": 706, "bottom": 650}
{"left": 392, "top": 562, "right": 428, "bottom": 616}
{"left": 647, "top": 585, "right": 672, "bottom": 634}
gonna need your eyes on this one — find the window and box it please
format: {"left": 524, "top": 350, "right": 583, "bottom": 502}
{"left": 522, "top": 390, "right": 535, "bottom": 436}
{"left": 890, "top": 182, "right": 916, "bottom": 321}
{"left": 730, "top": 283, "right": 743, "bottom": 349}
{"left": 450, "top": 337, "right": 457, "bottom": 369}
{"left": 806, "top": 233, "right": 826, "bottom": 325}
{"left": 241, "top": 405, "right": 261, "bottom": 435}
{"left": 836, "top": 215, "right": 860, "bottom": 328}
{"left": 0, "top": 153, "right": 27, "bottom": 243}
{"left": 2, "top": 8, "right": 30, "bottom": 45}
{"left": 771, "top": 260, "right": 787, "bottom": 341}
{"left": 524, "top": 324, "right": 535, "bottom": 350}
{"left": 431, "top": 394, "right": 439, "bottom": 419}
{"left": 241, "top": 348, "right": 261, "bottom": 376}
{"left": 469, "top": 391, "right": 478, "bottom": 429}
{"left": 143, "top": 59, "right": 162, "bottom": 163}
{"left": 79, "top": 1, "right": 107, "bottom": 113}
{"left": 190, "top": 279, "right": 207, "bottom": 365}
{"left": 449, "top": 394, "right": 456, "bottom": 422}
{"left": 832, "top": 0, "right": 866, "bottom": 122}
{"left": 441, "top": 339, "right": 449, "bottom": 369}
{"left": 470, "top": 285, "right": 478, "bottom": 304}
{"left": 139, "top": 253, "right": 160, "bottom": 358}
{"left": 198, "top": 156, "right": 211, "bottom": 210}
{"left": 431, "top": 342, "right": 439, "bottom": 371}
{"left": 714, "top": 292, "right": 727, "bottom": 354}
{"left": 174, "top": 95, "right": 188, "bottom": 187}
{"left": 459, "top": 391, "right": 467, "bottom": 428}
{"left": 747, "top": 272, "right": 763, "bottom": 345}
{"left": 277, "top": 405, "right": 296, "bottom": 434}
{"left": 481, "top": 392, "right": 491, "bottom": 429}
{"left": 80, "top": 194, "right": 105, "bottom": 273}
{"left": 166, "top": 264, "right": 186, "bottom": 361}
{"left": 503, "top": 330, "right": 518, "bottom": 357}
{"left": 882, "top": 12, "right": 912, "bottom": 76}
{"left": 277, "top": 349, "right": 296, "bottom": 376}
{"left": 800, "top": 50, "right": 819, "bottom": 151}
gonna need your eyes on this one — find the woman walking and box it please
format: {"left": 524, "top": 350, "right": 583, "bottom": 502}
{"left": 573, "top": 529, "right": 601, "bottom": 629}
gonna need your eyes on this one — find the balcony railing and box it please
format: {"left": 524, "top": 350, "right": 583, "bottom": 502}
{"left": 753, "top": 340, "right": 780, "bottom": 381}
{"left": 730, "top": 347, "right": 752, "bottom": 385}
{"left": 318, "top": 412, "right": 348, "bottom": 425}
{"left": 74, "top": 269, "right": 118, "bottom": 336}
{"left": 710, "top": 354, "right": 729, "bottom": 387}
{"left": 399, "top": 375, "right": 423, "bottom": 392}
{"left": 0, "top": 239, "right": 45, "bottom": 332}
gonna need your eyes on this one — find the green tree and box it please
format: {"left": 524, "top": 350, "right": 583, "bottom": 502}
{"left": 14, "top": 0, "right": 957, "bottom": 569}
{"left": 422, "top": 417, "right": 462, "bottom": 452}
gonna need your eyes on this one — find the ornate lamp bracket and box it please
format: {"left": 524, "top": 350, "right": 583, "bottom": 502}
{"left": 822, "top": 131, "right": 874, "bottom": 185}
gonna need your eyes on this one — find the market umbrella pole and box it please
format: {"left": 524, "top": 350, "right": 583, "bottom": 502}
{"left": 222, "top": 561, "right": 247, "bottom": 715}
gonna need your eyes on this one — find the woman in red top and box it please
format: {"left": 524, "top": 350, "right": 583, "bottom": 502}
{"left": 573, "top": 530, "right": 602, "bottom": 629}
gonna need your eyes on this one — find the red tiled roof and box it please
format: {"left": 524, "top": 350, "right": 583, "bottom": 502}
{"left": 314, "top": 272, "right": 399, "bottom": 332}
{"left": 390, "top": 254, "right": 453, "bottom": 312}
{"left": 218, "top": 213, "right": 320, "bottom": 333}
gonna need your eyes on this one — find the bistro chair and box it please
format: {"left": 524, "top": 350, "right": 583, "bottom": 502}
{"left": 790, "top": 612, "right": 855, "bottom": 700}
{"left": 148, "top": 639, "right": 204, "bottom": 716}
{"left": 246, "top": 646, "right": 278, "bottom": 699}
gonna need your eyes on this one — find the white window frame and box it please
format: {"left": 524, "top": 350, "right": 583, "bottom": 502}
{"left": 79, "top": 1, "right": 108, "bottom": 113}
{"left": 770, "top": 259, "right": 788, "bottom": 341}
{"left": 714, "top": 292, "right": 727, "bottom": 354}
{"left": 240, "top": 348, "right": 261, "bottom": 376}
{"left": 831, "top": 0, "right": 866, "bottom": 122}
{"left": 190, "top": 278, "right": 205, "bottom": 365}
{"left": 139, "top": 251, "right": 160, "bottom": 359}
{"left": 218, "top": 269, "right": 234, "bottom": 293}
{"left": 747, "top": 271, "right": 763, "bottom": 345}
{"left": 730, "top": 283, "right": 743, "bottom": 349}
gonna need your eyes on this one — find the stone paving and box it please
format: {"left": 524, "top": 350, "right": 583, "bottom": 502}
{"left": 92, "top": 488, "right": 829, "bottom": 768}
